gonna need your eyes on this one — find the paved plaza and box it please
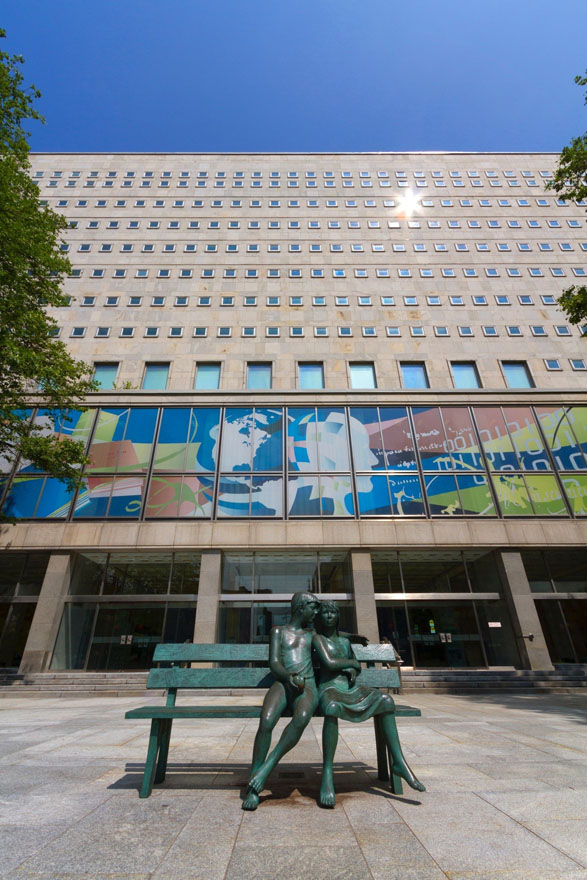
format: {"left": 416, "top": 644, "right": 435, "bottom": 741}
{"left": 0, "top": 691, "right": 586, "bottom": 880}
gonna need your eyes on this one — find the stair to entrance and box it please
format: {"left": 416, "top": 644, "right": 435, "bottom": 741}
{"left": 0, "top": 666, "right": 585, "bottom": 697}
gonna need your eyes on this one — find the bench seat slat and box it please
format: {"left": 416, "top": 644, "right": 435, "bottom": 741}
{"left": 153, "top": 644, "right": 269, "bottom": 662}
{"left": 126, "top": 704, "right": 420, "bottom": 720}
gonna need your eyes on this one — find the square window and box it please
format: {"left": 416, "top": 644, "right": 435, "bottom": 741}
{"left": 290, "top": 327, "right": 304, "bottom": 337}
{"left": 314, "top": 327, "right": 328, "bottom": 337}
{"left": 299, "top": 362, "right": 325, "bottom": 389}
{"left": 507, "top": 326, "right": 522, "bottom": 336}
{"left": 242, "top": 327, "right": 256, "bottom": 338}
{"left": 434, "top": 326, "right": 449, "bottom": 337}
{"left": 410, "top": 327, "right": 425, "bottom": 337}
{"left": 458, "top": 326, "right": 473, "bottom": 337}
{"left": 175, "top": 296, "right": 188, "bottom": 306}
{"left": 217, "top": 327, "right": 232, "bottom": 337}
{"left": 362, "top": 326, "right": 376, "bottom": 337}
{"left": 386, "top": 326, "right": 401, "bottom": 336}
{"left": 193, "top": 327, "right": 207, "bottom": 337}
{"left": 144, "top": 327, "right": 159, "bottom": 338}
{"left": 544, "top": 359, "right": 561, "bottom": 370}
{"left": 71, "top": 327, "right": 86, "bottom": 337}
{"left": 400, "top": 362, "right": 429, "bottom": 389}
{"left": 555, "top": 326, "right": 571, "bottom": 336}
{"left": 128, "top": 296, "right": 142, "bottom": 307}
{"left": 142, "top": 363, "right": 169, "bottom": 390}
{"left": 451, "top": 362, "right": 481, "bottom": 388}
{"left": 570, "top": 359, "right": 586, "bottom": 370}
{"left": 502, "top": 361, "right": 534, "bottom": 388}
{"left": 338, "top": 327, "right": 352, "bottom": 337}
{"left": 169, "top": 327, "right": 183, "bottom": 338}
{"left": 482, "top": 326, "right": 498, "bottom": 336}
{"left": 120, "top": 327, "right": 134, "bottom": 337}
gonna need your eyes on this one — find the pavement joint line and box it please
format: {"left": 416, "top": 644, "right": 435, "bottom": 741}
{"left": 473, "top": 791, "right": 587, "bottom": 870}
{"left": 339, "top": 797, "right": 378, "bottom": 880}
{"left": 151, "top": 791, "right": 205, "bottom": 877}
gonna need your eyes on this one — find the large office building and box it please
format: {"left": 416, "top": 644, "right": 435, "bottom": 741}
{"left": 1, "top": 152, "right": 586, "bottom": 676}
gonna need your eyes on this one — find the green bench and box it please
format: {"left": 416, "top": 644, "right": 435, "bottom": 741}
{"left": 126, "top": 642, "right": 421, "bottom": 799}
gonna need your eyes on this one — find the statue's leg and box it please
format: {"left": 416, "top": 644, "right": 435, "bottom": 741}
{"left": 380, "top": 713, "right": 425, "bottom": 793}
{"left": 248, "top": 687, "right": 317, "bottom": 795}
{"left": 319, "top": 715, "right": 338, "bottom": 808}
{"left": 242, "top": 683, "right": 287, "bottom": 811}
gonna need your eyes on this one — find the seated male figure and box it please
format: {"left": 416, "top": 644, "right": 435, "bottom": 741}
{"left": 242, "top": 591, "right": 320, "bottom": 811}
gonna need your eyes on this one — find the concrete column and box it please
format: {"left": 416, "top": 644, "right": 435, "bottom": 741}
{"left": 350, "top": 550, "right": 380, "bottom": 644}
{"left": 19, "top": 553, "right": 72, "bottom": 674}
{"left": 193, "top": 550, "right": 222, "bottom": 644}
{"left": 496, "top": 551, "right": 554, "bottom": 670}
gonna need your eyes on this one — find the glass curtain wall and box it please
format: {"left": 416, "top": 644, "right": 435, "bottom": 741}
{"left": 50, "top": 551, "right": 200, "bottom": 670}
{"left": 218, "top": 551, "right": 354, "bottom": 643}
{"left": 372, "top": 550, "right": 520, "bottom": 668}
{"left": 0, "top": 553, "right": 49, "bottom": 668}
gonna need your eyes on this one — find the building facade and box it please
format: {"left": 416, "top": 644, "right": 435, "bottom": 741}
{"left": 1, "top": 152, "right": 586, "bottom": 674}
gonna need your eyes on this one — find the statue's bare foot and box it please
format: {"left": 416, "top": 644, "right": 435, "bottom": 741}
{"left": 248, "top": 769, "right": 267, "bottom": 795}
{"left": 241, "top": 787, "right": 260, "bottom": 811}
{"left": 392, "top": 762, "right": 426, "bottom": 792}
{"left": 319, "top": 770, "right": 336, "bottom": 808}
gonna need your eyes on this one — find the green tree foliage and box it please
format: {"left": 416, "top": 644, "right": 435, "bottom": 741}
{"left": 0, "top": 30, "right": 96, "bottom": 491}
{"left": 547, "top": 72, "right": 587, "bottom": 325}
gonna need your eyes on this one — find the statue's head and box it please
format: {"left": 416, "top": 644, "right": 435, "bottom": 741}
{"left": 290, "top": 591, "right": 320, "bottom": 623}
{"left": 316, "top": 600, "right": 340, "bottom": 633}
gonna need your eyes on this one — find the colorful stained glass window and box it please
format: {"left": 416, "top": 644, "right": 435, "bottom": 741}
{"left": 424, "top": 473, "right": 462, "bottom": 515}
{"left": 221, "top": 408, "right": 283, "bottom": 472}
{"left": 568, "top": 407, "right": 587, "bottom": 457}
{"left": 441, "top": 408, "right": 483, "bottom": 471}
{"left": 73, "top": 476, "right": 145, "bottom": 518}
{"left": 560, "top": 474, "right": 587, "bottom": 516}
{"left": 502, "top": 407, "right": 550, "bottom": 470}
{"left": 474, "top": 408, "right": 519, "bottom": 470}
{"left": 456, "top": 475, "right": 496, "bottom": 516}
{"left": 491, "top": 474, "right": 532, "bottom": 516}
{"left": 287, "top": 475, "right": 354, "bottom": 516}
{"left": 217, "top": 475, "right": 283, "bottom": 517}
{"left": 525, "top": 474, "right": 568, "bottom": 516}
{"left": 356, "top": 475, "right": 392, "bottom": 515}
{"left": 288, "top": 408, "right": 349, "bottom": 472}
{"left": 350, "top": 407, "right": 416, "bottom": 471}
{"left": 387, "top": 474, "right": 425, "bottom": 516}
{"left": 412, "top": 407, "right": 451, "bottom": 470}
{"left": 88, "top": 408, "right": 157, "bottom": 473}
{"left": 2, "top": 476, "right": 46, "bottom": 518}
{"left": 16, "top": 409, "right": 95, "bottom": 475}
{"left": 154, "top": 408, "right": 220, "bottom": 472}
{"left": 145, "top": 475, "right": 214, "bottom": 518}
{"left": 534, "top": 406, "right": 587, "bottom": 471}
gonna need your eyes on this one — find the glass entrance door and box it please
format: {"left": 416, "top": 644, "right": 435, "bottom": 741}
{"left": 407, "top": 603, "right": 485, "bottom": 667}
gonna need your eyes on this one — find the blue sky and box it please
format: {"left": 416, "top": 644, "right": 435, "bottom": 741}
{"left": 3, "top": 0, "right": 586, "bottom": 153}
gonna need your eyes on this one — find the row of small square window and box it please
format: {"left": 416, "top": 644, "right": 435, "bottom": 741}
{"left": 60, "top": 324, "right": 584, "bottom": 339}
{"left": 93, "top": 358, "right": 585, "bottom": 394}
{"left": 39, "top": 179, "right": 559, "bottom": 191}
{"left": 33, "top": 169, "right": 556, "bottom": 180}
{"left": 70, "top": 293, "right": 563, "bottom": 309}
{"left": 63, "top": 241, "right": 587, "bottom": 254}
{"left": 64, "top": 218, "right": 585, "bottom": 231}
{"left": 68, "top": 266, "right": 587, "bottom": 280}
{"left": 41, "top": 196, "right": 583, "bottom": 210}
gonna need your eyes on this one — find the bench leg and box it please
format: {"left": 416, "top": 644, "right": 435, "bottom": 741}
{"left": 386, "top": 715, "right": 404, "bottom": 795}
{"left": 155, "top": 719, "right": 173, "bottom": 784}
{"left": 374, "top": 716, "right": 389, "bottom": 781}
{"left": 140, "top": 719, "right": 161, "bottom": 799}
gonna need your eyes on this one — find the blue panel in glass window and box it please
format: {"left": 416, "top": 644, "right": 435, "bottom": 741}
{"left": 356, "top": 474, "right": 391, "bottom": 515}
{"left": 388, "top": 474, "right": 425, "bottom": 515}
{"left": 287, "top": 408, "right": 317, "bottom": 472}
{"left": 54, "top": 409, "right": 95, "bottom": 444}
{"left": 412, "top": 407, "right": 452, "bottom": 470}
{"left": 107, "top": 476, "right": 144, "bottom": 517}
{"left": 441, "top": 408, "right": 484, "bottom": 471}
{"left": 535, "top": 406, "right": 587, "bottom": 471}
{"left": 252, "top": 409, "right": 283, "bottom": 471}
{"left": 349, "top": 408, "right": 385, "bottom": 470}
{"left": 568, "top": 406, "right": 587, "bottom": 458}
{"left": 2, "top": 476, "right": 44, "bottom": 517}
{"left": 317, "top": 408, "right": 350, "bottom": 471}
{"left": 379, "top": 407, "right": 417, "bottom": 470}
{"left": 154, "top": 408, "right": 191, "bottom": 471}
{"left": 121, "top": 408, "right": 158, "bottom": 472}
{"left": 424, "top": 473, "right": 461, "bottom": 515}
{"left": 221, "top": 408, "right": 254, "bottom": 472}
{"left": 72, "top": 477, "right": 111, "bottom": 517}
{"left": 320, "top": 475, "right": 354, "bottom": 516}
{"left": 251, "top": 476, "right": 283, "bottom": 516}
{"left": 35, "top": 478, "right": 74, "bottom": 518}
{"left": 188, "top": 408, "right": 220, "bottom": 471}
{"left": 287, "top": 475, "right": 321, "bottom": 515}
{"left": 502, "top": 407, "right": 550, "bottom": 471}
{"left": 217, "top": 474, "right": 251, "bottom": 516}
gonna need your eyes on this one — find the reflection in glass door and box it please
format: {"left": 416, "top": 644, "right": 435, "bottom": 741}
{"left": 407, "top": 604, "right": 485, "bottom": 667}
{"left": 535, "top": 600, "right": 587, "bottom": 663}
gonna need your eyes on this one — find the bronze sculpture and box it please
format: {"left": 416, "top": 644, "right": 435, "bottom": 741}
{"left": 242, "top": 591, "right": 320, "bottom": 811}
{"left": 313, "top": 600, "right": 425, "bottom": 807}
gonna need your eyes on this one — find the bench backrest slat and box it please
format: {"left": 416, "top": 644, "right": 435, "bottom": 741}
{"left": 352, "top": 644, "right": 397, "bottom": 662}
{"left": 146, "top": 664, "right": 400, "bottom": 690}
{"left": 153, "top": 643, "right": 269, "bottom": 662}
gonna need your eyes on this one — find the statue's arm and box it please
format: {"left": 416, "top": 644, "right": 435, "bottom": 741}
{"left": 340, "top": 631, "right": 369, "bottom": 646}
{"left": 268, "top": 626, "right": 290, "bottom": 684}
{"left": 313, "top": 634, "right": 361, "bottom": 673}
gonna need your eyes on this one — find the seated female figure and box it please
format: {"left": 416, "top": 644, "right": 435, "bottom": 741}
{"left": 313, "top": 601, "right": 425, "bottom": 808}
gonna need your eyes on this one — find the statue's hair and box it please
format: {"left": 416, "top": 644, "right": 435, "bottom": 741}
{"left": 290, "top": 591, "right": 319, "bottom": 616}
